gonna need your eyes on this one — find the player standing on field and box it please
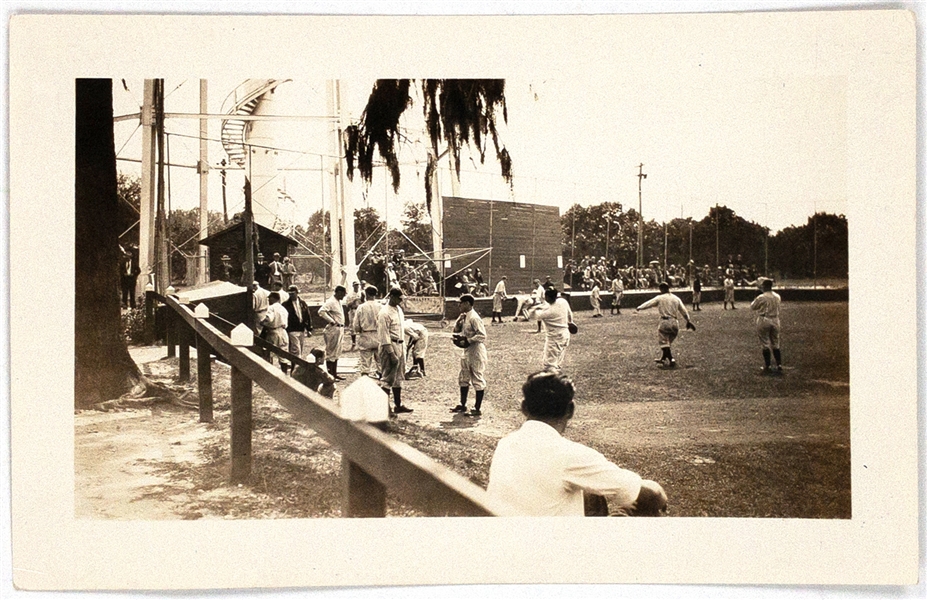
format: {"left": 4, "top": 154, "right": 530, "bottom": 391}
{"left": 610, "top": 276, "right": 624, "bottom": 315}
{"left": 723, "top": 274, "right": 736, "bottom": 310}
{"left": 450, "top": 294, "right": 488, "bottom": 416}
{"left": 636, "top": 282, "right": 696, "bottom": 368}
{"left": 750, "top": 278, "right": 783, "bottom": 373}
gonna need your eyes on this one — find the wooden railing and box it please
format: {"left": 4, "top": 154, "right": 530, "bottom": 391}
{"left": 147, "top": 292, "right": 513, "bottom": 517}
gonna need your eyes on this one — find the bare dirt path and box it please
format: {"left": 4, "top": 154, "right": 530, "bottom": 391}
{"left": 75, "top": 405, "right": 213, "bottom": 519}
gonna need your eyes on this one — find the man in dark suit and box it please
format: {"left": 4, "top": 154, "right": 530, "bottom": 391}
{"left": 282, "top": 284, "right": 313, "bottom": 361}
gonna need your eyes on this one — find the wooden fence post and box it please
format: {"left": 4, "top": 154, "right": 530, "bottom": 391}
{"left": 166, "top": 310, "right": 177, "bottom": 358}
{"left": 196, "top": 333, "right": 213, "bottom": 423}
{"left": 230, "top": 365, "right": 252, "bottom": 483}
{"left": 144, "top": 292, "right": 155, "bottom": 344}
{"left": 342, "top": 457, "right": 387, "bottom": 517}
{"left": 178, "top": 323, "right": 190, "bottom": 381}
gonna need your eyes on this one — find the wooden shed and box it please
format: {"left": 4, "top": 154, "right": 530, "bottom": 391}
{"left": 199, "top": 221, "right": 298, "bottom": 284}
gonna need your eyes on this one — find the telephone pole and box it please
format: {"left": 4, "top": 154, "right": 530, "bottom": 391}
{"left": 637, "top": 163, "right": 647, "bottom": 269}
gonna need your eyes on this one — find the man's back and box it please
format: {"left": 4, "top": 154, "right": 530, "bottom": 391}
{"left": 488, "top": 420, "right": 641, "bottom": 516}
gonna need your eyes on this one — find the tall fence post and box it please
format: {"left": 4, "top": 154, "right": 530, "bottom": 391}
{"left": 144, "top": 291, "right": 155, "bottom": 344}
{"left": 196, "top": 333, "right": 213, "bottom": 423}
{"left": 342, "top": 420, "right": 388, "bottom": 518}
{"left": 342, "top": 457, "right": 387, "bottom": 517}
{"left": 178, "top": 322, "right": 190, "bottom": 381}
{"left": 230, "top": 365, "right": 252, "bottom": 483}
{"left": 166, "top": 309, "right": 177, "bottom": 358}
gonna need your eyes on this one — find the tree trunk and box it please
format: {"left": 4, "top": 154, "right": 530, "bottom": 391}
{"left": 75, "top": 79, "right": 142, "bottom": 408}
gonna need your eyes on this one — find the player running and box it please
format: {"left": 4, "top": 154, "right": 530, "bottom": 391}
{"left": 636, "top": 282, "right": 696, "bottom": 368}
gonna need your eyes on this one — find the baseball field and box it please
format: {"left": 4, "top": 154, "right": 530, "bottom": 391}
{"left": 75, "top": 299, "right": 850, "bottom": 519}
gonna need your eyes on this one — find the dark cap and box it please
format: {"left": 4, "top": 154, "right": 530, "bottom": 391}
{"left": 459, "top": 294, "right": 475, "bottom": 304}
{"left": 288, "top": 285, "right": 299, "bottom": 292}
{"left": 388, "top": 287, "right": 403, "bottom": 297}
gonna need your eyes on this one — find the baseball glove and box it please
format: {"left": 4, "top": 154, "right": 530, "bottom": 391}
{"left": 568, "top": 322, "right": 578, "bottom": 335}
{"left": 685, "top": 321, "right": 697, "bottom": 332}
{"left": 452, "top": 334, "right": 471, "bottom": 348}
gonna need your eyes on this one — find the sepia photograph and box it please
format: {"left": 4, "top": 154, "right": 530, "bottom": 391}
{"left": 6, "top": 4, "right": 921, "bottom": 595}
{"left": 77, "top": 73, "right": 850, "bottom": 520}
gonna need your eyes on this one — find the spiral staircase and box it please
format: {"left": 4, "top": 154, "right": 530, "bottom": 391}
{"left": 219, "top": 79, "right": 290, "bottom": 168}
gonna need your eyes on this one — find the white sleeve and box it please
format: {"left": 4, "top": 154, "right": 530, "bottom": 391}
{"left": 562, "top": 442, "right": 642, "bottom": 509}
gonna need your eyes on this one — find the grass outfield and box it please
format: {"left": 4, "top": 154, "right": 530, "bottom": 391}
{"left": 134, "top": 300, "right": 849, "bottom": 519}
{"left": 388, "top": 299, "right": 850, "bottom": 518}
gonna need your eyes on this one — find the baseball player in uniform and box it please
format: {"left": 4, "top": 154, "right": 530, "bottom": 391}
{"left": 590, "top": 280, "right": 603, "bottom": 317}
{"left": 610, "top": 276, "right": 624, "bottom": 315}
{"left": 491, "top": 276, "right": 508, "bottom": 323}
{"left": 377, "top": 287, "right": 412, "bottom": 414}
{"left": 692, "top": 275, "right": 702, "bottom": 311}
{"left": 260, "top": 292, "right": 290, "bottom": 372}
{"left": 530, "top": 287, "right": 575, "bottom": 372}
{"left": 318, "top": 285, "right": 347, "bottom": 381}
{"left": 450, "top": 294, "right": 488, "bottom": 416}
{"left": 352, "top": 285, "right": 381, "bottom": 377}
{"left": 403, "top": 318, "right": 429, "bottom": 378}
{"left": 344, "top": 281, "right": 363, "bottom": 350}
{"left": 723, "top": 275, "right": 736, "bottom": 309}
{"left": 636, "top": 282, "right": 695, "bottom": 368}
{"left": 251, "top": 281, "right": 270, "bottom": 334}
{"left": 750, "top": 278, "right": 783, "bottom": 373}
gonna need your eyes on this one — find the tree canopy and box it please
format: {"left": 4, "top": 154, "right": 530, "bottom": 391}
{"left": 344, "top": 79, "right": 513, "bottom": 212}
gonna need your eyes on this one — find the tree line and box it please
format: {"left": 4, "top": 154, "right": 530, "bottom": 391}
{"left": 562, "top": 203, "right": 847, "bottom": 280}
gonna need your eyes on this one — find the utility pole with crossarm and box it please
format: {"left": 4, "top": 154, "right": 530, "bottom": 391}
{"left": 637, "top": 163, "right": 647, "bottom": 269}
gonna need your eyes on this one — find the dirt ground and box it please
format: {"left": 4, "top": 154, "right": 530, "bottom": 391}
{"left": 75, "top": 300, "right": 850, "bottom": 519}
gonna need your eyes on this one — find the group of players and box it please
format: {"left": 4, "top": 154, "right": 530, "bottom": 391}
{"left": 254, "top": 270, "right": 783, "bottom": 420}
{"left": 250, "top": 274, "right": 783, "bottom": 518}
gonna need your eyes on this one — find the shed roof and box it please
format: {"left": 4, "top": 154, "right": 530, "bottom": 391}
{"left": 199, "top": 221, "right": 298, "bottom": 249}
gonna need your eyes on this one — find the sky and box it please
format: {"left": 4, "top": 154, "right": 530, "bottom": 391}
{"left": 112, "top": 71, "right": 848, "bottom": 238}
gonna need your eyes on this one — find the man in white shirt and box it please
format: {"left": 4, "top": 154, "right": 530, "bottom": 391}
{"left": 377, "top": 287, "right": 412, "bottom": 414}
{"left": 750, "top": 278, "right": 783, "bottom": 373}
{"left": 636, "top": 282, "right": 695, "bottom": 368}
{"left": 530, "top": 287, "right": 575, "bottom": 373}
{"left": 488, "top": 371, "right": 667, "bottom": 517}
{"left": 318, "top": 285, "right": 347, "bottom": 381}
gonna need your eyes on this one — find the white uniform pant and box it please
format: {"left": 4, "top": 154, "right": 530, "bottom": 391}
{"left": 756, "top": 318, "right": 781, "bottom": 350}
{"left": 287, "top": 330, "right": 305, "bottom": 359}
{"left": 657, "top": 318, "right": 679, "bottom": 348}
{"left": 265, "top": 327, "right": 289, "bottom": 367}
{"left": 358, "top": 348, "right": 378, "bottom": 376}
{"left": 458, "top": 343, "right": 487, "bottom": 391}
{"left": 323, "top": 325, "right": 344, "bottom": 361}
{"left": 543, "top": 329, "right": 571, "bottom": 371}
{"left": 378, "top": 342, "right": 405, "bottom": 388}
